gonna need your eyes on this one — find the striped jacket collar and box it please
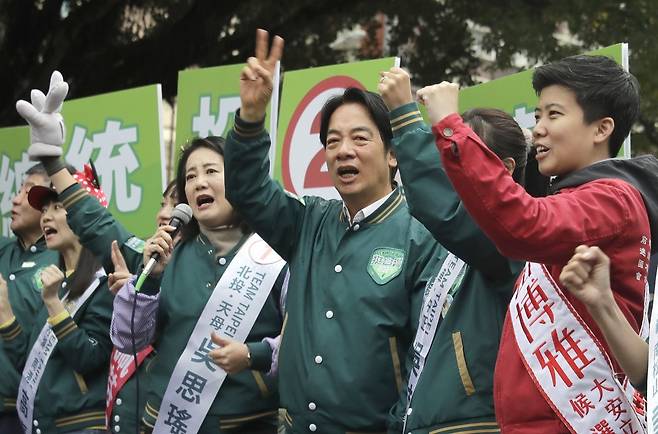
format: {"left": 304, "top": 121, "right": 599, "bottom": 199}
{"left": 339, "top": 187, "right": 404, "bottom": 226}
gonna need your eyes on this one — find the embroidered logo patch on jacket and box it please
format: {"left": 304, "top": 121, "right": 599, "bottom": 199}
{"left": 367, "top": 248, "right": 404, "bottom": 285}
{"left": 124, "top": 236, "right": 145, "bottom": 254}
{"left": 32, "top": 267, "right": 46, "bottom": 291}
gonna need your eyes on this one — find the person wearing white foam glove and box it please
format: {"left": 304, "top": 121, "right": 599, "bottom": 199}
{"left": 15, "top": 70, "right": 69, "bottom": 176}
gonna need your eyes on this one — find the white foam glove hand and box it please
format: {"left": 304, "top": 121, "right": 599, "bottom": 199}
{"left": 16, "top": 71, "right": 69, "bottom": 161}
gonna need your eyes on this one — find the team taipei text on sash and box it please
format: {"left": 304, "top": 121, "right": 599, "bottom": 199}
{"left": 403, "top": 253, "right": 466, "bottom": 432}
{"left": 105, "top": 346, "right": 154, "bottom": 424}
{"left": 510, "top": 262, "right": 646, "bottom": 434}
{"left": 18, "top": 269, "right": 105, "bottom": 433}
{"left": 154, "top": 234, "right": 285, "bottom": 434}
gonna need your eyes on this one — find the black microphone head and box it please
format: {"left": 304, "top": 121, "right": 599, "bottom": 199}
{"left": 171, "top": 203, "right": 193, "bottom": 226}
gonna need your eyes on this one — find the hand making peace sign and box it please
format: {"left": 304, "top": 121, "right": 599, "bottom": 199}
{"left": 239, "top": 29, "right": 284, "bottom": 123}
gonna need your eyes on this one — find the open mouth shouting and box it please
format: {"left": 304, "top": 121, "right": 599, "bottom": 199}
{"left": 336, "top": 165, "right": 359, "bottom": 183}
{"left": 42, "top": 225, "right": 58, "bottom": 240}
{"left": 196, "top": 194, "right": 215, "bottom": 210}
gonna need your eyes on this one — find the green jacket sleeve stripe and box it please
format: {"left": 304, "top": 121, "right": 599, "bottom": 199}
{"left": 51, "top": 316, "right": 78, "bottom": 340}
{"left": 0, "top": 318, "right": 22, "bottom": 340}
{"left": 391, "top": 110, "right": 423, "bottom": 132}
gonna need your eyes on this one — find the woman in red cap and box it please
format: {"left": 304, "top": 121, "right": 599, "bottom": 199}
{"left": 0, "top": 167, "right": 113, "bottom": 434}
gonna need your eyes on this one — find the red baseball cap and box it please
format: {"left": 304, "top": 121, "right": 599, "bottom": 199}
{"left": 27, "top": 185, "right": 58, "bottom": 211}
{"left": 28, "top": 163, "right": 108, "bottom": 210}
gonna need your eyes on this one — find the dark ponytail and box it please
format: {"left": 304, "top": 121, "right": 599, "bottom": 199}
{"left": 462, "top": 108, "right": 548, "bottom": 196}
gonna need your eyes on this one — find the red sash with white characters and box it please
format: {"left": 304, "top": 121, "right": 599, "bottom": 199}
{"left": 105, "top": 345, "right": 154, "bottom": 424}
{"left": 510, "top": 262, "right": 646, "bottom": 434}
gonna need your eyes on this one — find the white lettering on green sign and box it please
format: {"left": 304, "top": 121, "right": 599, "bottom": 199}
{"left": 192, "top": 95, "right": 241, "bottom": 138}
{"left": 66, "top": 120, "right": 141, "bottom": 212}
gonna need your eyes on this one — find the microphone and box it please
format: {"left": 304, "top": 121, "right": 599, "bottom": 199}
{"left": 135, "top": 203, "right": 192, "bottom": 291}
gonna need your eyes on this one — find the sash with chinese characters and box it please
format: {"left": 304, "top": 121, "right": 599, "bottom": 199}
{"left": 105, "top": 345, "right": 154, "bottom": 424}
{"left": 510, "top": 262, "right": 646, "bottom": 434}
{"left": 403, "top": 253, "right": 466, "bottom": 431}
{"left": 18, "top": 269, "right": 105, "bottom": 433}
{"left": 154, "top": 234, "right": 284, "bottom": 434}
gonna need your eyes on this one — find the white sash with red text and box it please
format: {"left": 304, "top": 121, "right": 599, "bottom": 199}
{"left": 153, "top": 234, "right": 285, "bottom": 434}
{"left": 510, "top": 262, "right": 646, "bottom": 434}
{"left": 17, "top": 269, "right": 104, "bottom": 433}
{"left": 105, "top": 345, "right": 154, "bottom": 424}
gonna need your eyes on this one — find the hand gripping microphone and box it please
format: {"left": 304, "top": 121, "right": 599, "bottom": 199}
{"left": 135, "top": 203, "right": 193, "bottom": 291}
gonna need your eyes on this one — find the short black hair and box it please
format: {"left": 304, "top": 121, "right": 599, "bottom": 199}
{"left": 532, "top": 55, "right": 640, "bottom": 157}
{"left": 319, "top": 88, "right": 397, "bottom": 181}
{"left": 175, "top": 136, "right": 250, "bottom": 242}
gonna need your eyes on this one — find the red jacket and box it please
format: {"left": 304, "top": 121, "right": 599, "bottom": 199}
{"left": 433, "top": 113, "right": 652, "bottom": 434}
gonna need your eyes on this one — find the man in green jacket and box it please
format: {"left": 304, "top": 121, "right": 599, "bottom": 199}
{"left": 224, "top": 30, "right": 447, "bottom": 434}
{"left": 0, "top": 163, "right": 57, "bottom": 433}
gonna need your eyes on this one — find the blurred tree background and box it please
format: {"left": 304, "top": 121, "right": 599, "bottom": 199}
{"left": 1, "top": 0, "right": 656, "bottom": 155}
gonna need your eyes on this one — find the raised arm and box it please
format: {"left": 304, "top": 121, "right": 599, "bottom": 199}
{"left": 379, "top": 68, "right": 514, "bottom": 280}
{"left": 418, "top": 83, "right": 636, "bottom": 265}
{"left": 224, "top": 29, "right": 306, "bottom": 260}
{"left": 15, "top": 71, "right": 143, "bottom": 274}
{"left": 59, "top": 181, "right": 144, "bottom": 273}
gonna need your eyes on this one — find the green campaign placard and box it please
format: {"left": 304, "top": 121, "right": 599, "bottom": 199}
{"left": 0, "top": 126, "right": 33, "bottom": 237}
{"left": 0, "top": 84, "right": 166, "bottom": 239}
{"left": 275, "top": 57, "right": 398, "bottom": 200}
{"left": 175, "top": 62, "right": 280, "bottom": 174}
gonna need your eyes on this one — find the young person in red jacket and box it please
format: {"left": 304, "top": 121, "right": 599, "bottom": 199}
{"left": 417, "top": 55, "right": 658, "bottom": 433}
